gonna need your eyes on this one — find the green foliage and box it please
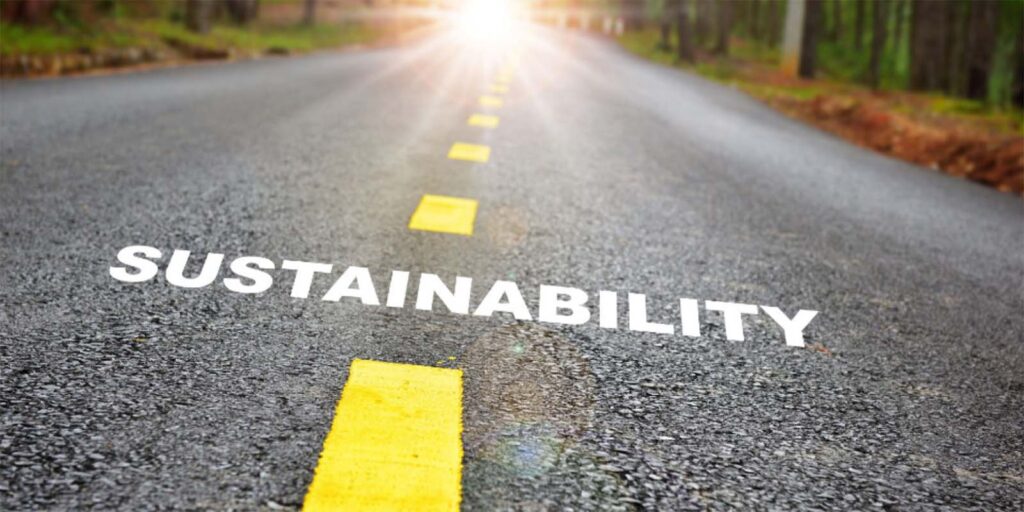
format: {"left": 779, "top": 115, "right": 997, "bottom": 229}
{"left": 620, "top": 23, "right": 1021, "bottom": 134}
{"left": 618, "top": 28, "right": 677, "bottom": 66}
{"left": 0, "top": 23, "right": 84, "bottom": 54}
{"left": 1, "top": 18, "right": 379, "bottom": 57}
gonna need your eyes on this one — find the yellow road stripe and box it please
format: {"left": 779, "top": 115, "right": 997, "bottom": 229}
{"left": 489, "top": 84, "right": 509, "bottom": 94}
{"left": 467, "top": 114, "right": 500, "bottom": 128}
{"left": 303, "top": 359, "right": 464, "bottom": 511}
{"left": 478, "top": 95, "right": 504, "bottom": 108}
{"left": 448, "top": 142, "right": 491, "bottom": 163}
{"left": 408, "top": 194, "right": 479, "bottom": 235}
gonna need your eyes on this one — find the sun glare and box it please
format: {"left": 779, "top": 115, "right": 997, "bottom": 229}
{"left": 455, "top": 0, "right": 523, "bottom": 43}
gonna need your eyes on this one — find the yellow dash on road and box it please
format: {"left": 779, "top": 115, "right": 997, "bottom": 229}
{"left": 467, "top": 114, "right": 500, "bottom": 128}
{"left": 408, "top": 194, "right": 479, "bottom": 236}
{"left": 448, "top": 142, "right": 491, "bottom": 163}
{"left": 478, "top": 95, "right": 504, "bottom": 107}
{"left": 303, "top": 359, "right": 464, "bottom": 512}
{"left": 489, "top": 84, "right": 509, "bottom": 94}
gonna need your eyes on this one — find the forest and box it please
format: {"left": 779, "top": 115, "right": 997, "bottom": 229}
{"left": 601, "top": 0, "right": 1024, "bottom": 108}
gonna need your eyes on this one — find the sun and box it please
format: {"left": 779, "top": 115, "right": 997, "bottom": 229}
{"left": 454, "top": 0, "right": 523, "bottom": 42}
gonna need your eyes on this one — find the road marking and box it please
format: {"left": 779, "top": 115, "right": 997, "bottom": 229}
{"left": 467, "top": 114, "right": 500, "bottom": 128}
{"left": 489, "top": 84, "right": 509, "bottom": 94}
{"left": 478, "top": 95, "right": 504, "bottom": 108}
{"left": 408, "top": 194, "right": 479, "bottom": 236}
{"left": 303, "top": 359, "right": 464, "bottom": 512}
{"left": 448, "top": 142, "right": 491, "bottom": 163}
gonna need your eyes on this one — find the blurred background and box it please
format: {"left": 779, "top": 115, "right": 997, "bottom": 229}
{"left": 2, "top": 0, "right": 1022, "bottom": 192}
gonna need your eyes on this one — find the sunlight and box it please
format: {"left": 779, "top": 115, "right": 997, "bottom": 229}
{"left": 454, "top": 0, "right": 524, "bottom": 44}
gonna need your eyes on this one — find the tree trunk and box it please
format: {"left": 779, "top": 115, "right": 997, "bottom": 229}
{"left": 943, "top": 0, "right": 966, "bottom": 94}
{"left": 751, "top": 0, "right": 761, "bottom": 40}
{"left": 766, "top": 0, "right": 782, "bottom": 46}
{"left": 713, "top": 0, "right": 731, "bottom": 55}
{"left": 2, "top": 0, "right": 54, "bottom": 24}
{"left": 695, "top": 0, "right": 712, "bottom": 44}
{"left": 185, "top": 0, "right": 214, "bottom": 34}
{"left": 892, "top": 0, "right": 905, "bottom": 60}
{"left": 867, "top": 0, "right": 888, "bottom": 88}
{"left": 963, "top": 0, "right": 997, "bottom": 101}
{"left": 226, "top": 0, "right": 259, "bottom": 24}
{"left": 854, "top": 0, "right": 864, "bottom": 50}
{"left": 909, "top": 0, "right": 948, "bottom": 91}
{"left": 829, "top": 0, "right": 842, "bottom": 41}
{"left": 303, "top": 0, "right": 316, "bottom": 26}
{"left": 619, "top": 0, "right": 644, "bottom": 30}
{"left": 781, "top": 0, "right": 805, "bottom": 76}
{"left": 659, "top": 19, "right": 673, "bottom": 51}
{"left": 676, "top": 0, "right": 695, "bottom": 62}
{"left": 799, "top": 0, "right": 821, "bottom": 78}
{"left": 1012, "top": 24, "right": 1024, "bottom": 108}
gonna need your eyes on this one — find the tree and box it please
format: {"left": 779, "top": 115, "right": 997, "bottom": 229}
{"left": 713, "top": 0, "right": 732, "bottom": 55}
{"left": 945, "top": 0, "right": 968, "bottom": 95}
{"left": 675, "top": 0, "right": 695, "bottom": 62}
{"left": 964, "top": 0, "right": 998, "bottom": 100}
{"left": 798, "top": 0, "right": 822, "bottom": 78}
{"left": 619, "top": 0, "right": 645, "bottom": 30}
{"left": 765, "top": 0, "right": 782, "bottom": 47}
{"left": 909, "top": 0, "right": 949, "bottom": 91}
{"left": 695, "top": 0, "right": 713, "bottom": 44}
{"left": 892, "top": 0, "right": 906, "bottom": 64}
{"left": 225, "top": 0, "right": 259, "bottom": 25}
{"left": 829, "top": 0, "right": 842, "bottom": 42}
{"left": 1, "top": 0, "right": 54, "bottom": 24}
{"left": 854, "top": 0, "right": 865, "bottom": 50}
{"left": 303, "top": 0, "right": 316, "bottom": 26}
{"left": 186, "top": 0, "right": 214, "bottom": 34}
{"left": 866, "top": 0, "right": 889, "bottom": 88}
{"left": 658, "top": 0, "right": 673, "bottom": 51}
{"left": 750, "top": 0, "right": 761, "bottom": 40}
{"left": 780, "top": 0, "right": 806, "bottom": 77}
{"left": 1012, "top": 25, "right": 1024, "bottom": 108}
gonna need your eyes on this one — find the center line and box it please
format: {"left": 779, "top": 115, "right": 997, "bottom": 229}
{"left": 448, "top": 142, "right": 491, "bottom": 163}
{"left": 303, "top": 359, "right": 464, "bottom": 511}
{"left": 478, "top": 95, "right": 504, "bottom": 107}
{"left": 467, "top": 114, "right": 500, "bottom": 128}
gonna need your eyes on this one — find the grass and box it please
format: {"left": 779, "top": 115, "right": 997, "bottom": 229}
{"left": 1, "top": 18, "right": 380, "bottom": 57}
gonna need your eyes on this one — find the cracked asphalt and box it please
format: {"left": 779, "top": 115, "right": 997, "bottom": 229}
{"left": 2, "top": 26, "right": 1023, "bottom": 511}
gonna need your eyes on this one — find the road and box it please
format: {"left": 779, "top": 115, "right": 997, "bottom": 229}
{"left": 2, "top": 25, "right": 1023, "bottom": 511}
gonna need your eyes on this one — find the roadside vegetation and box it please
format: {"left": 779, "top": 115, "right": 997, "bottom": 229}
{"left": 611, "top": 0, "right": 1023, "bottom": 194}
{"left": 0, "top": 1, "right": 405, "bottom": 77}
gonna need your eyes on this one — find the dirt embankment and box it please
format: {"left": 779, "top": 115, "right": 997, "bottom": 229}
{"left": 767, "top": 93, "right": 1023, "bottom": 194}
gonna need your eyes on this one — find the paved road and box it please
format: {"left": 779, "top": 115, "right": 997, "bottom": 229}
{"left": 2, "top": 26, "right": 1023, "bottom": 511}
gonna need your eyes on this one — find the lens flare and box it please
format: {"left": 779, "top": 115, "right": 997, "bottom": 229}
{"left": 454, "top": 0, "right": 524, "bottom": 43}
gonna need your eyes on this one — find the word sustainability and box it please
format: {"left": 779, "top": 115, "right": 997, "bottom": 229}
{"left": 110, "top": 246, "right": 819, "bottom": 347}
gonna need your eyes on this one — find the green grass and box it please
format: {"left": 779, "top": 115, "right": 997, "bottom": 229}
{"left": 0, "top": 22, "right": 144, "bottom": 54}
{"left": 617, "top": 28, "right": 677, "bottom": 66}
{"left": 1, "top": 18, "right": 380, "bottom": 57}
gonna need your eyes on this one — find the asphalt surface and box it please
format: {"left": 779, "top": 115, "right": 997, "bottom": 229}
{"left": 2, "top": 25, "right": 1023, "bottom": 511}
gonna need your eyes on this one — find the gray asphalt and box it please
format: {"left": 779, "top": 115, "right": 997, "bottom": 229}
{"left": 2, "top": 25, "right": 1023, "bottom": 511}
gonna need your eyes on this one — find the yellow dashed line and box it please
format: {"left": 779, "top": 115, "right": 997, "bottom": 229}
{"left": 478, "top": 95, "right": 504, "bottom": 108}
{"left": 489, "top": 84, "right": 509, "bottom": 94}
{"left": 303, "top": 359, "right": 464, "bottom": 512}
{"left": 448, "top": 142, "right": 491, "bottom": 163}
{"left": 408, "top": 194, "right": 479, "bottom": 236}
{"left": 467, "top": 114, "right": 500, "bottom": 128}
